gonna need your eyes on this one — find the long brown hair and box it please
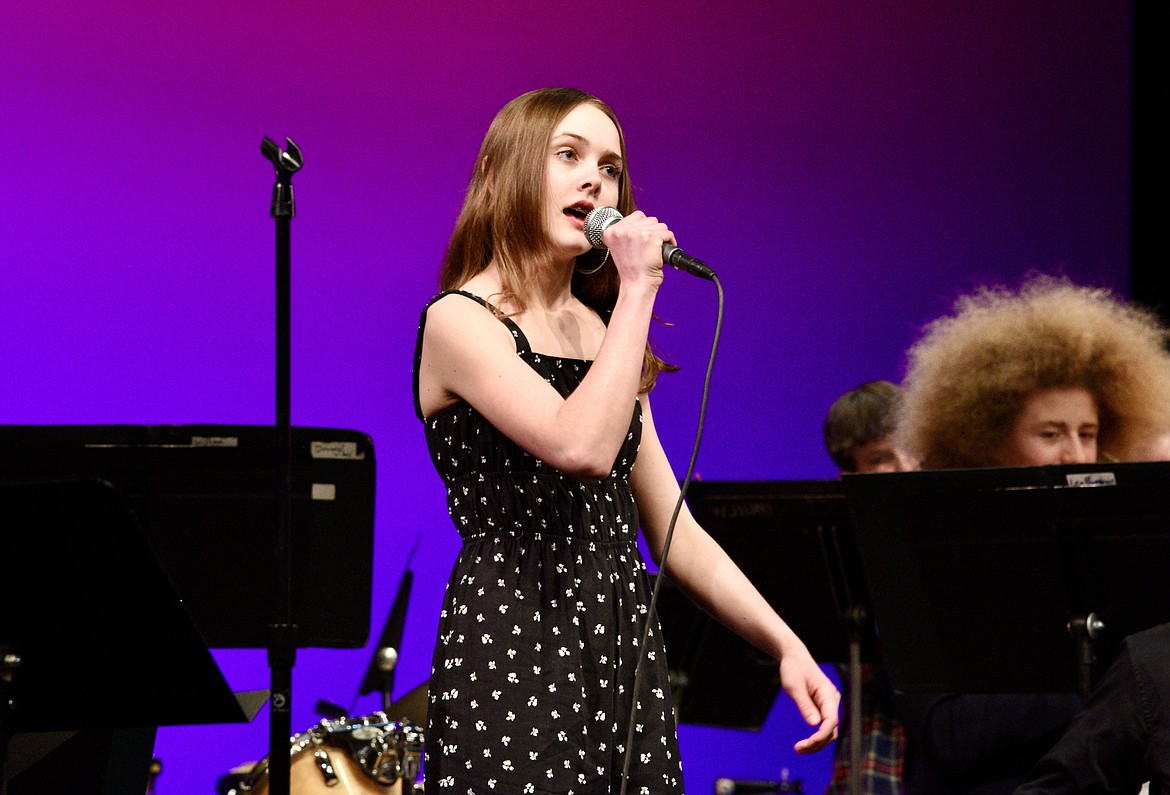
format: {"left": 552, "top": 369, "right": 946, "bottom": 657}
{"left": 440, "top": 87, "right": 673, "bottom": 393}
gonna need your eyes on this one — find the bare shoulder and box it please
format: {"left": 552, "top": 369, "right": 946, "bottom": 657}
{"left": 419, "top": 290, "right": 527, "bottom": 416}
{"left": 426, "top": 289, "right": 490, "bottom": 322}
{"left": 424, "top": 292, "right": 515, "bottom": 355}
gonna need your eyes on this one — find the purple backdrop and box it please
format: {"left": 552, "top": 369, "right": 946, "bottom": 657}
{"left": 2, "top": 2, "right": 1130, "bottom": 792}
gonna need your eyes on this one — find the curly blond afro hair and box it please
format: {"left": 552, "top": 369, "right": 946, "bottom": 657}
{"left": 899, "top": 276, "right": 1170, "bottom": 469}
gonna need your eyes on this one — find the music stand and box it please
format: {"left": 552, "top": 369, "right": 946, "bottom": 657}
{"left": 0, "top": 480, "right": 262, "bottom": 792}
{"left": 843, "top": 461, "right": 1170, "bottom": 697}
{"left": 654, "top": 575, "right": 779, "bottom": 732}
{"left": 0, "top": 424, "right": 376, "bottom": 649}
{"left": 658, "top": 481, "right": 873, "bottom": 732}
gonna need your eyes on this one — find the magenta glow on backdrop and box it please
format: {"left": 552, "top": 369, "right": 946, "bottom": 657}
{"left": 2, "top": 2, "right": 1130, "bottom": 792}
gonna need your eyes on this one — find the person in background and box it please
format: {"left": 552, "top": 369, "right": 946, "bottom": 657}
{"left": 898, "top": 276, "right": 1170, "bottom": 471}
{"left": 413, "top": 87, "right": 839, "bottom": 794}
{"left": 893, "top": 275, "right": 1170, "bottom": 794}
{"left": 824, "top": 380, "right": 918, "bottom": 476}
{"left": 1014, "top": 621, "right": 1170, "bottom": 794}
{"left": 822, "top": 380, "right": 916, "bottom": 795}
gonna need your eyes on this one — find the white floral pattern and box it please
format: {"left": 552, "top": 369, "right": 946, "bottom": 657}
{"left": 414, "top": 292, "right": 683, "bottom": 794}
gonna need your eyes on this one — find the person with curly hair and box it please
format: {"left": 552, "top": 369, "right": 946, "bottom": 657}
{"left": 892, "top": 275, "right": 1170, "bottom": 794}
{"left": 898, "top": 276, "right": 1170, "bottom": 470}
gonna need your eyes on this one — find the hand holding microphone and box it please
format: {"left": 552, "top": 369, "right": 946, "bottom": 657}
{"left": 584, "top": 207, "right": 717, "bottom": 281}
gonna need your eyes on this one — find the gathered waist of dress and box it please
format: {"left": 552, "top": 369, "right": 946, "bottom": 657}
{"left": 445, "top": 468, "right": 626, "bottom": 486}
{"left": 444, "top": 471, "right": 639, "bottom": 545}
{"left": 457, "top": 530, "right": 642, "bottom": 553}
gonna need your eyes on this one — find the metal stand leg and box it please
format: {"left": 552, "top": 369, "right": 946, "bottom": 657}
{"left": 846, "top": 609, "right": 864, "bottom": 795}
{"left": 1067, "top": 612, "right": 1104, "bottom": 703}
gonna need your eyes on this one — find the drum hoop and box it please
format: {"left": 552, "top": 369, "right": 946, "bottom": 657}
{"left": 226, "top": 715, "right": 424, "bottom": 793}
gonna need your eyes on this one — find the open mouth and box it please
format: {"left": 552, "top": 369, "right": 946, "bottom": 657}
{"left": 563, "top": 202, "right": 593, "bottom": 222}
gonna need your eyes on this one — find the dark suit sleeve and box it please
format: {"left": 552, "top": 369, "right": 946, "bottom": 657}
{"left": 897, "top": 690, "right": 1079, "bottom": 794}
{"left": 921, "top": 693, "right": 1079, "bottom": 781}
{"left": 1014, "top": 623, "right": 1170, "bottom": 794}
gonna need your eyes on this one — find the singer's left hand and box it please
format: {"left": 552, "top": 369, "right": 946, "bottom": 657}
{"left": 779, "top": 644, "right": 840, "bottom": 754}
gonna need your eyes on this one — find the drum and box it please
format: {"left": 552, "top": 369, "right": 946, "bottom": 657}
{"left": 224, "top": 712, "right": 423, "bottom": 794}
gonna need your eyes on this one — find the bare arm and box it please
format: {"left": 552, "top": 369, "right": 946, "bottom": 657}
{"left": 631, "top": 396, "right": 841, "bottom": 753}
{"left": 418, "top": 213, "right": 672, "bottom": 478}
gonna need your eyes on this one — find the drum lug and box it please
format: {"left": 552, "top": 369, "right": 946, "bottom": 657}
{"left": 311, "top": 746, "right": 339, "bottom": 785}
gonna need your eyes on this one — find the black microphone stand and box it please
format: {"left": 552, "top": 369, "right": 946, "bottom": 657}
{"left": 0, "top": 644, "right": 20, "bottom": 795}
{"left": 260, "top": 135, "right": 302, "bottom": 795}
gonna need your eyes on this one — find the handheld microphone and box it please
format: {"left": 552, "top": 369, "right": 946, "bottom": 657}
{"left": 583, "top": 206, "right": 717, "bottom": 281}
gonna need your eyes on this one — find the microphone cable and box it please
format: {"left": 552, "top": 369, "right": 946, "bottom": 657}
{"left": 618, "top": 273, "right": 724, "bottom": 795}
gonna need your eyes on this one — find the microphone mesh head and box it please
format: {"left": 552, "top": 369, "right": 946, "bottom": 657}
{"left": 583, "top": 206, "right": 623, "bottom": 249}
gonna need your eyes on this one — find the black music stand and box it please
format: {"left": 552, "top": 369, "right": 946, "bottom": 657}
{"left": 843, "top": 461, "right": 1170, "bottom": 698}
{"left": 654, "top": 576, "right": 779, "bottom": 732}
{"left": 0, "top": 424, "right": 376, "bottom": 649}
{"left": 657, "top": 481, "right": 873, "bottom": 731}
{"left": 0, "top": 480, "right": 263, "bottom": 794}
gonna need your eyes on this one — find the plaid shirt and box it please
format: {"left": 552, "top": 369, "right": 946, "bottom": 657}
{"left": 825, "top": 663, "right": 905, "bottom": 795}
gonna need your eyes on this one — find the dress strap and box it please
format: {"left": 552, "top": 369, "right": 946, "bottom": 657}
{"left": 412, "top": 289, "right": 532, "bottom": 420}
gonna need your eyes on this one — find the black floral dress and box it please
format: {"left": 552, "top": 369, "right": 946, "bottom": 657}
{"left": 413, "top": 291, "right": 683, "bottom": 795}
